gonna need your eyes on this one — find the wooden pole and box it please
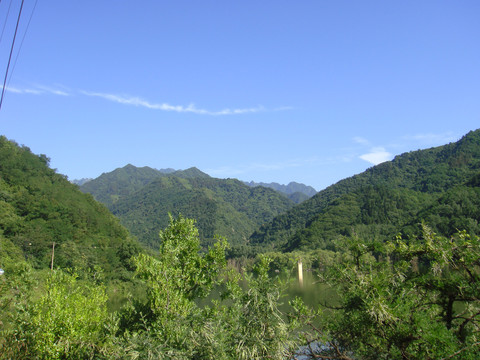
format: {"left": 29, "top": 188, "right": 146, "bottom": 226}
{"left": 297, "top": 259, "right": 304, "bottom": 287}
{"left": 51, "top": 242, "right": 55, "bottom": 270}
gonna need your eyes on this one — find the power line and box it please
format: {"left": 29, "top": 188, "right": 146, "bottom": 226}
{"left": 0, "top": 0, "right": 25, "bottom": 111}
{"left": 0, "top": 0, "right": 14, "bottom": 44}
{"left": 7, "top": 0, "right": 38, "bottom": 87}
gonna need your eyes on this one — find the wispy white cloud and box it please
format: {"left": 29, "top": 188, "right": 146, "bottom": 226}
{"left": 353, "top": 136, "right": 393, "bottom": 165}
{"left": 273, "top": 106, "right": 294, "bottom": 112}
{"left": 359, "top": 146, "right": 392, "bottom": 165}
{"left": 81, "top": 91, "right": 266, "bottom": 115}
{"left": 207, "top": 158, "right": 318, "bottom": 178}
{"left": 7, "top": 85, "right": 70, "bottom": 96}
{"left": 8, "top": 84, "right": 286, "bottom": 116}
{"left": 6, "top": 86, "right": 42, "bottom": 95}
{"left": 353, "top": 136, "right": 370, "bottom": 146}
{"left": 35, "top": 85, "right": 70, "bottom": 96}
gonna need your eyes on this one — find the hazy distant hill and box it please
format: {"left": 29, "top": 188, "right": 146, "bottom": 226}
{"left": 250, "top": 129, "right": 480, "bottom": 251}
{"left": 244, "top": 181, "right": 316, "bottom": 203}
{"left": 81, "top": 166, "right": 295, "bottom": 249}
{"left": 0, "top": 136, "right": 138, "bottom": 275}
{"left": 71, "top": 178, "right": 93, "bottom": 186}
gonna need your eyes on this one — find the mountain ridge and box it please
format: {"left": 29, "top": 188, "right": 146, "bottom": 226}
{"left": 250, "top": 129, "right": 480, "bottom": 251}
{"left": 244, "top": 180, "right": 316, "bottom": 203}
{"left": 80, "top": 167, "right": 296, "bottom": 249}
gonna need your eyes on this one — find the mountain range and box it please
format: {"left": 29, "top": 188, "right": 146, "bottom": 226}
{"left": 244, "top": 180, "right": 317, "bottom": 203}
{"left": 78, "top": 167, "right": 316, "bottom": 205}
{"left": 2, "top": 129, "right": 479, "bottom": 272}
{"left": 78, "top": 129, "right": 480, "bottom": 255}
{"left": 79, "top": 166, "right": 297, "bottom": 249}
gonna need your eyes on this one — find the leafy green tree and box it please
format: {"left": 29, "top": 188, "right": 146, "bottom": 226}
{"left": 1, "top": 269, "right": 117, "bottom": 360}
{"left": 117, "top": 215, "right": 229, "bottom": 357}
{"left": 133, "top": 214, "right": 228, "bottom": 324}
{"left": 217, "top": 256, "right": 301, "bottom": 360}
{"left": 299, "top": 226, "right": 480, "bottom": 359}
{"left": 118, "top": 215, "right": 305, "bottom": 359}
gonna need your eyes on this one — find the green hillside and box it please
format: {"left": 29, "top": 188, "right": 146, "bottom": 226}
{"left": 251, "top": 129, "right": 480, "bottom": 251}
{"left": 1, "top": 134, "right": 479, "bottom": 359}
{"left": 0, "top": 136, "right": 139, "bottom": 276}
{"left": 79, "top": 164, "right": 167, "bottom": 207}
{"left": 79, "top": 164, "right": 211, "bottom": 209}
{"left": 110, "top": 176, "right": 296, "bottom": 249}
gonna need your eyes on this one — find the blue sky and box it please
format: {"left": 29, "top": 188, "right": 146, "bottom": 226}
{"left": 1, "top": 1, "right": 479, "bottom": 191}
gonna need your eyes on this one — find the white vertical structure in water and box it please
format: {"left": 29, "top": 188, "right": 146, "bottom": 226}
{"left": 297, "top": 259, "right": 303, "bottom": 287}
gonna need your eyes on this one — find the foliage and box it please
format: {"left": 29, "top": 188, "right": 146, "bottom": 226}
{"left": 0, "top": 136, "right": 138, "bottom": 277}
{"left": 216, "top": 256, "right": 301, "bottom": 359}
{"left": 79, "top": 164, "right": 177, "bottom": 207}
{"left": 299, "top": 226, "right": 480, "bottom": 359}
{"left": 116, "top": 215, "right": 304, "bottom": 359}
{"left": 0, "top": 269, "right": 120, "bottom": 360}
{"left": 105, "top": 174, "right": 295, "bottom": 249}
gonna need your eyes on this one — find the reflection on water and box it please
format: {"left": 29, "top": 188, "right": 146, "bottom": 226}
{"left": 108, "top": 268, "right": 338, "bottom": 315}
{"left": 283, "top": 271, "right": 337, "bottom": 309}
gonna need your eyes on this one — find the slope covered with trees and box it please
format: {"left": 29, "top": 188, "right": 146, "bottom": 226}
{"left": 2, "top": 214, "right": 478, "bottom": 359}
{"left": 79, "top": 164, "right": 175, "bottom": 207}
{"left": 0, "top": 136, "right": 139, "bottom": 276}
{"left": 250, "top": 129, "right": 480, "bottom": 251}
{"left": 109, "top": 176, "right": 296, "bottom": 249}
{"left": 2, "top": 133, "right": 479, "bottom": 359}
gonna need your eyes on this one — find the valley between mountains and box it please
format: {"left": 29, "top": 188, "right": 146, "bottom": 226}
{"left": 1, "top": 129, "right": 479, "bottom": 359}
{"left": 79, "top": 129, "right": 480, "bottom": 258}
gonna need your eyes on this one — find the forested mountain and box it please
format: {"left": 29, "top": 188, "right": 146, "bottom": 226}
{"left": 81, "top": 168, "right": 296, "bottom": 249}
{"left": 250, "top": 129, "right": 480, "bottom": 251}
{"left": 2, "top": 134, "right": 479, "bottom": 360}
{"left": 0, "top": 136, "right": 140, "bottom": 276}
{"left": 244, "top": 181, "right": 317, "bottom": 203}
{"left": 79, "top": 164, "right": 181, "bottom": 207}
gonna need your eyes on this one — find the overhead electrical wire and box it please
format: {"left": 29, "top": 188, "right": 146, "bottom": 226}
{"left": 0, "top": 0, "right": 24, "bottom": 110}
{"left": 7, "top": 0, "right": 38, "bottom": 87}
{"left": 0, "top": 0, "right": 14, "bottom": 44}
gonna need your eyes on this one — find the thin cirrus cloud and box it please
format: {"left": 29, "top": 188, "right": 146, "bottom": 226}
{"left": 353, "top": 136, "right": 371, "bottom": 146}
{"left": 207, "top": 158, "right": 319, "bottom": 178}
{"left": 7, "top": 85, "right": 70, "bottom": 96}
{"left": 206, "top": 156, "right": 353, "bottom": 180}
{"left": 80, "top": 91, "right": 267, "bottom": 115}
{"left": 7, "top": 84, "right": 287, "bottom": 116}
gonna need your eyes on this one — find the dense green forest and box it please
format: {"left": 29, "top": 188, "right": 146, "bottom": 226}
{"left": 1, "top": 132, "right": 480, "bottom": 359}
{"left": 0, "top": 136, "right": 140, "bottom": 276}
{"left": 81, "top": 166, "right": 296, "bottom": 249}
{"left": 251, "top": 129, "right": 480, "bottom": 251}
{"left": 79, "top": 164, "right": 181, "bottom": 208}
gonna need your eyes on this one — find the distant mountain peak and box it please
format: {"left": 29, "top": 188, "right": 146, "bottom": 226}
{"left": 244, "top": 180, "right": 317, "bottom": 200}
{"left": 172, "top": 167, "right": 210, "bottom": 179}
{"left": 71, "top": 178, "right": 93, "bottom": 186}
